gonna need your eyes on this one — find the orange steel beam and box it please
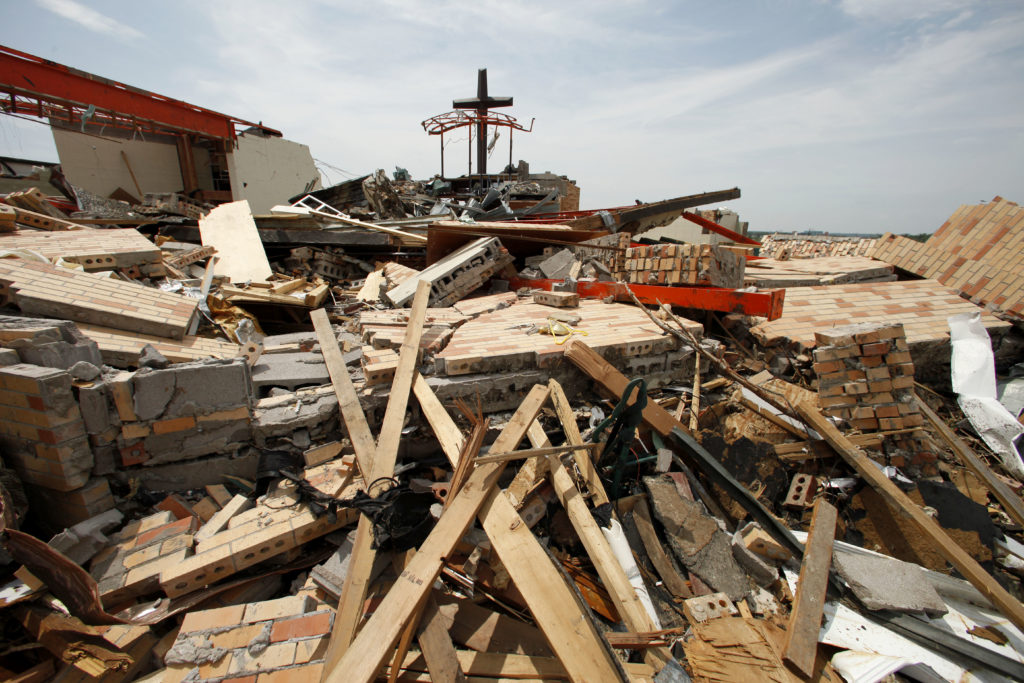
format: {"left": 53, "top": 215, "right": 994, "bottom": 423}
{"left": 509, "top": 277, "right": 785, "bottom": 320}
{"left": 0, "top": 45, "right": 279, "bottom": 142}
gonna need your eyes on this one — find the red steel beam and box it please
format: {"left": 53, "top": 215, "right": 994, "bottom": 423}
{"left": 680, "top": 211, "right": 761, "bottom": 246}
{"left": 509, "top": 277, "right": 785, "bottom": 320}
{"left": 0, "top": 45, "right": 279, "bottom": 141}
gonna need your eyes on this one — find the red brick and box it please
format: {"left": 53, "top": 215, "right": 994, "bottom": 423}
{"left": 134, "top": 516, "right": 197, "bottom": 547}
{"left": 270, "top": 612, "right": 331, "bottom": 642}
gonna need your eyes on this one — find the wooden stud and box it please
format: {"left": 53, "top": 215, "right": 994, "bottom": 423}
{"left": 415, "top": 596, "right": 468, "bottom": 683}
{"left": 548, "top": 378, "right": 609, "bottom": 507}
{"left": 782, "top": 498, "right": 836, "bottom": 678}
{"left": 324, "top": 385, "right": 549, "bottom": 683}
{"left": 311, "top": 308, "right": 376, "bottom": 477}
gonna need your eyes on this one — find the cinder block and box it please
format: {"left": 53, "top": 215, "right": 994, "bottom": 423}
{"left": 683, "top": 593, "right": 738, "bottom": 623}
{"left": 532, "top": 290, "right": 580, "bottom": 308}
{"left": 784, "top": 474, "right": 817, "bottom": 508}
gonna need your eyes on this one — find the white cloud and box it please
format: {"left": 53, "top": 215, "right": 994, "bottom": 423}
{"left": 837, "top": 0, "right": 977, "bottom": 22}
{"left": 34, "top": 0, "right": 144, "bottom": 40}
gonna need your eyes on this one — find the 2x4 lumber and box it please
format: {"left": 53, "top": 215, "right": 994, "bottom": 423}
{"left": 917, "top": 398, "right": 1024, "bottom": 529}
{"left": 397, "top": 650, "right": 657, "bottom": 680}
{"left": 548, "top": 378, "right": 609, "bottom": 507}
{"left": 321, "top": 282, "right": 432, "bottom": 672}
{"left": 311, "top": 308, "right": 376, "bottom": 476}
{"left": 689, "top": 354, "right": 701, "bottom": 433}
{"left": 505, "top": 420, "right": 553, "bottom": 508}
{"left": 796, "top": 403, "right": 1024, "bottom": 635}
{"left": 547, "top": 446, "right": 672, "bottom": 667}
{"left": 477, "top": 476, "right": 625, "bottom": 682}
{"left": 324, "top": 385, "right": 550, "bottom": 683}
{"left": 473, "top": 442, "right": 601, "bottom": 464}
{"left": 563, "top": 338, "right": 680, "bottom": 437}
{"left": 416, "top": 596, "right": 468, "bottom": 682}
{"left": 782, "top": 498, "right": 837, "bottom": 678}
{"left": 413, "top": 373, "right": 465, "bottom": 463}
{"left": 632, "top": 498, "right": 691, "bottom": 599}
{"left": 408, "top": 380, "right": 623, "bottom": 681}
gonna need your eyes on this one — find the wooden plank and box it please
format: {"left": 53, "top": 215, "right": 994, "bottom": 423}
{"left": 193, "top": 494, "right": 251, "bottom": 543}
{"left": 324, "top": 385, "right": 549, "bottom": 683}
{"left": 311, "top": 308, "right": 376, "bottom": 476}
{"left": 918, "top": 398, "right": 1024, "bottom": 529}
{"left": 796, "top": 403, "right": 1024, "bottom": 635}
{"left": 198, "top": 200, "right": 271, "bottom": 283}
{"left": 321, "top": 281, "right": 432, "bottom": 670}
{"left": 547, "top": 450, "right": 672, "bottom": 667}
{"left": 548, "top": 378, "right": 608, "bottom": 507}
{"left": 632, "top": 498, "right": 691, "bottom": 599}
{"left": 413, "top": 373, "right": 465, "bottom": 464}
{"left": 478, "top": 483, "right": 624, "bottom": 682}
{"left": 505, "top": 420, "right": 552, "bottom": 508}
{"left": 689, "top": 354, "right": 701, "bottom": 433}
{"left": 398, "top": 650, "right": 657, "bottom": 680}
{"left": 563, "top": 338, "right": 679, "bottom": 436}
{"left": 781, "top": 498, "right": 836, "bottom": 678}
{"left": 416, "top": 596, "right": 468, "bottom": 683}
{"left": 408, "top": 382, "right": 623, "bottom": 680}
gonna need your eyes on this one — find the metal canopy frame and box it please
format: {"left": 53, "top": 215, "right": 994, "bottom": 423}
{"left": 421, "top": 109, "right": 534, "bottom": 180}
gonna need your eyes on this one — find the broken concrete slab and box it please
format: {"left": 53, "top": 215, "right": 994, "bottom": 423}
{"left": 538, "top": 248, "right": 576, "bottom": 279}
{"left": 643, "top": 475, "right": 750, "bottom": 600}
{"left": 250, "top": 352, "right": 330, "bottom": 393}
{"left": 832, "top": 547, "right": 947, "bottom": 616}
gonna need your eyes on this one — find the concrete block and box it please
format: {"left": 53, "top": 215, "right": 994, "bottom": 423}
{"left": 76, "top": 383, "right": 112, "bottom": 434}
{"left": 538, "top": 248, "right": 576, "bottom": 279}
{"left": 0, "top": 348, "right": 21, "bottom": 366}
{"left": 164, "top": 359, "right": 252, "bottom": 417}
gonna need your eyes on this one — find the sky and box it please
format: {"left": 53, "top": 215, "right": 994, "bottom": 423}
{"left": 0, "top": 0, "right": 1022, "bottom": 234}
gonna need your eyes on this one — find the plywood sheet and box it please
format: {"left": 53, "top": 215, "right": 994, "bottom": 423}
{"left": 199, "top": 200, "right": 271, "bottom": 283}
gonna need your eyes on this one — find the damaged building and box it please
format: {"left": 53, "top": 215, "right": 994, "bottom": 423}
{"left": 0, "top": 49, "right": 1023, "bottom": 683}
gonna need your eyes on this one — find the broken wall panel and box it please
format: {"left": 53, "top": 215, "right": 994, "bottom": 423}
{"left": 199, "top": 200, "right": 272, "bottom": 284}
{"left": 750, "top": 279, "right": 1011, "bottom": 352}
{"left": 869, "top": 196, "right": 1024, "bottom": 321}
{"left": 387, "top": 236, "right": 513, "bottom": 307}
{"left": 0, "top": 258, "right": 197, "bottom": 339}
{"left": 0, "top": 228, "right": 164, "bottom": 275}
{"left": 75, "top": 323, "right": 241, "bottom": 368}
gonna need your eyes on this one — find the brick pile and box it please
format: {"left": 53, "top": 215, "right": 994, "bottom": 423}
{"left": 621, "top": 243, "right": 745, "bottom": 288}
{"left": 813, "top": 322, "right": 923, "bottom": 432}
{"left": 758, "top": 233, "right": 877, "bottom": 259}
{"left": 75, "top": 322, "right": 241, "bottom": 368}
{"left": 90, "top": 510, "right": 197, "bottom": 605}
{"left": 162, "top": 595, "right": 332, "bottom": 682}
{"left": 160, "top": 467, "right": 357, "bottom": 597}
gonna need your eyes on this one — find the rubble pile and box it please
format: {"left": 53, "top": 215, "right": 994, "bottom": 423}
{"left": 1, "top": 139, "right": 1024, "bottom": 681}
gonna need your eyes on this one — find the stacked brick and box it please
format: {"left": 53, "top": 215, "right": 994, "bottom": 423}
{"left": 0, "top": 363, "right": 94, "bottom": 492}
{"left": 162, "top": 595, "right": 332, "bottom": 682}
{"left": 621, "top": 243, "right": 745, "bottom": 288}
{"left": 813, "top": 322, "right": 924, "bottom": 432}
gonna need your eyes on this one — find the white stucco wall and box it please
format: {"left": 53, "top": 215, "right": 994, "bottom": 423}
{"left": 226, "top": 133, "right": 320, "bottom": 214}
{"left": 51, "top": 128, "right": 213, "bottom": 199}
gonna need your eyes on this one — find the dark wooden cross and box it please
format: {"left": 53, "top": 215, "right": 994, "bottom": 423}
{"left": 453, "top": 68, "right": 512, "bottom": 176}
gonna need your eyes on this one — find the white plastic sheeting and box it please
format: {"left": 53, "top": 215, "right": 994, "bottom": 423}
{"left": 600, "top": 519, "right": 661, "bottom": 628}
{"left": 948, "top": 312, "right": 1024, "bottom": 480}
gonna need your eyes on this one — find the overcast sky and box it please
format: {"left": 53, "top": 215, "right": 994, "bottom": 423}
{"left": 1, "top": 0, "right": 1022, "bottom": 233}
